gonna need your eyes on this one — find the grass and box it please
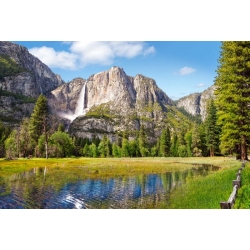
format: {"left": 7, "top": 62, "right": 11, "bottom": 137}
{"left": 0, "top": 157, "right": 236, "bottom": 178}
{"left": 234, "top": 162, "right": 250, "bottom": 208}
{"left": 167, "top": 165, "right": 239, "bottom": 208}
{"left": 0, "top": 156, "right": 243, "bottom": 208}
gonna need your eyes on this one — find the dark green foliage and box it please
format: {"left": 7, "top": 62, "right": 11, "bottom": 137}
{"left": 170, "top": 133, "right": 179, "bottom": 157}
{"left": 121, "top": 138, "right": 130, "bottom": 157}
{"left": 139, "top": 125, "right": 148, "bottom": 157}
{"left": 204, "top": 99, "right": 221, "bottom": 156}
{"left": 191, "top": 124, "right": 202, "bottom": 157}
{"left": 112, "top": 143, "right": 121, "bottom": 158}
{"left": 0, "top": 55, "right": 26, "bottom": 81}
{"left": 29, "top": 95, "right": 49, "bottom": 144}
{"left": 19, "top": 118, "right": 34, "bottom": 157}
{"left": 159, "top": 128, "right": 171, "bottom": 157}
{"left": 215, "top": 41, "right": 250, "bottom": 160}
{"left": 98, "top": 134, "right": 111, "bottom": 157}
{"left": 184, "top": 131, "right": 192, "bottom": 157}
{"left": 0, "top": 121, "right": 11, "bottom": 157}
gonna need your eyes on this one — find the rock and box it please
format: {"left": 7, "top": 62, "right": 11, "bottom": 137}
{"left": 0, "top": 41, "right": 64, "bottom": 126}
{"left": 176, "top": 85, "right": 215, "bottom": 120}
{"left": 0, "top": 41, "right": 63, "bottom": 98}
{"left": 64, "top": 66, "right": 173, "bottom": 142}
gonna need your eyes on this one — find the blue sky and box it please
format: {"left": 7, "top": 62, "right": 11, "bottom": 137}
{"left": 14, "top": 41, "right": 221, "bottom": 100}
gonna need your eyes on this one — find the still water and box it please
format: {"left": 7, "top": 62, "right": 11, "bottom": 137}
{"left": 0, "top": 165, "right": 219, "bottom": 209}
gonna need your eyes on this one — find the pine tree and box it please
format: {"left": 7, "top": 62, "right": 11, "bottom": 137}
{"left": 184, "top": 131, "right": 192, "bottom": 157}
{"left": 204, "top": 99, "right": 220, "bottom": 156}
{"left": 29, "top": 94, "right": 49, "bottom": 158}
{"left": 19, "top": 118, "right": 33, "bottom": 157}
{"left": 121, "top": 138, "right": 130, "bottom": 157}
{"left": 170, "top": 133, "right": 179, "bottom": 157}
{"left": 192, "top": 124, "right": 202, "bottom": 157}
{"left": 138, "top": 125, "right": 148, "bottom": 157}
{"left": 215, "top": 41, "right": 250, "bottom": 160}
{"left": 159, "top": 128, "right": 171, "bottom": 157}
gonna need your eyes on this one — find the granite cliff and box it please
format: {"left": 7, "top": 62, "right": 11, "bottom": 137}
{"left": 51, "top": 66, "right": 174, "bottom": 142}
{"left": 0, "top": 41, "right": 63, "bottom": 125}
{"left": 176, "top": 85, "right": 215, "bottom": 120}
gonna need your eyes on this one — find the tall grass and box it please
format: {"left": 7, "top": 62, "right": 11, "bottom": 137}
{"left": 167, "top": 165, "right": 239, "bottom": 208}
{"left": 234, "top": 162, "right": 250, "bottom": 208}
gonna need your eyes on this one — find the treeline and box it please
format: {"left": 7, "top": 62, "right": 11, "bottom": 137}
{"left": 0, "top": 94, "right": 222, "bottom": 159}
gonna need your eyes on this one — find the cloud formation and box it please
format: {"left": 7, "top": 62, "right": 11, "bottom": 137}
{"left": 196, "top": 83, "right": 206, "bottom": 87}
{"left": 29, "top": 46, "right": 78, "bottom": 70}
{"left": 179, "top": 66, "right": 196, "bottom": 75}
{"left": 29, "top": 42, "right": 155, "bottom": 70}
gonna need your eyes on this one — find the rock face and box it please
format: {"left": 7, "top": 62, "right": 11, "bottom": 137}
{"left": 84, "top": 66, "right": 172, "bottom": 114}
{"left": 0, "top": 41, "right": 63, "bottom": 97}
{"left": 176, "top": 85, "right": 215, "bottom": 120}
{"left": 0, "top": 95, "right": 35, "bottom": 126}
{"left": 0, "top": 41, "right": 64, "bottom": 126}
{"left": 48, "top": 77, "right": 86, "bottom": 116}
{"left": 63, "top": 66, "right": 173, "bottom": 142}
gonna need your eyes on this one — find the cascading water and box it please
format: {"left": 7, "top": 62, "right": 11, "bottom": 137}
{"left": 58, "top": 82, "right": 87, "bottom": 122}
{"left": 74, "top": 82, "right": 86, "bottom": 117}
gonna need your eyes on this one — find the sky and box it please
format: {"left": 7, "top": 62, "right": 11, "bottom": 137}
{"left": 14, "top": 41, "right": 221, "bottom": 100}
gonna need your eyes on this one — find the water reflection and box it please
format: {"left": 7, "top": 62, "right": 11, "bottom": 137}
{"left": 0, "top": 164, "right": 219, "bottom": 209}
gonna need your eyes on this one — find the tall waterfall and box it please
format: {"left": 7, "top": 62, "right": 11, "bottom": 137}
{"left": 57, "top": 82, "right": 87, "bottom": 122}
{"left": 74, "top": 82, "right": 86, "bottom": 117}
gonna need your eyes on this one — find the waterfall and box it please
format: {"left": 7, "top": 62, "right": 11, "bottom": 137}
{"left": 57, "top": 82, "right": 87, "bottom": 122}
{"left": 74, "top": 82, "right": 86, "bottom": 117}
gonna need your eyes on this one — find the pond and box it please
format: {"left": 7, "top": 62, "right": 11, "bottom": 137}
{"left": 0, "top": 164, "right": 219, "bottom": 209}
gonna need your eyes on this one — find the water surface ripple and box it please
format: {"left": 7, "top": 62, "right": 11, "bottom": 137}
{"left": 0, "top": 165, "right": 219, "bottom": 209}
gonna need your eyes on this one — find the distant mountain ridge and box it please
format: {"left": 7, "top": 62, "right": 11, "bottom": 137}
{"left": 176, "top": 85, "right": 215, "bottom": 120}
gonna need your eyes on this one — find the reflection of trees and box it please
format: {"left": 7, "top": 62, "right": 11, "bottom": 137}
{"left": 0, "top": 164, "right": 220, "bottom": 209}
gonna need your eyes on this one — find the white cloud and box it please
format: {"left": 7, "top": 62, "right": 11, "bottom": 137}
{"left": 29, "top": 46, "right": 78, "bottom": 70}
{"left": 70, "top": 41, "right": 155, "bottom": 66}
{"left": 143, "top": 46, "right": 156, "bottom": 56}
{"left": 179, "top": 66, "right": 196, "bottom": 75}
{"left": 29, "top": 42, "right": 155, "bottom": 70}
{"left": 196, "top": 83, "right": 206, "bottom": 87}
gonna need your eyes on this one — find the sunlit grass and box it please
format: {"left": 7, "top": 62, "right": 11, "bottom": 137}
{"left": 167, "top": 166, "right": 239, "bottom": 209}
{"left": 0, "top": 157, "right": 237, "bottom": 178}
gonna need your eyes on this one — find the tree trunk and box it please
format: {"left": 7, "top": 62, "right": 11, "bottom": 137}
{"left": 236, "top": 144, "right": 241, "bottom": 160}
{"left": 210, "top": 146, "right": 214, "bottom": 157}
{"left": 241, "top": 135, "right": 248, "bottom": 161}
{"left": 45, "top": 142, "right": 48, "bottom": 159}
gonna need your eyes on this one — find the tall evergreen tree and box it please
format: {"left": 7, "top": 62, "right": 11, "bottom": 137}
{"left": 19, "top": 118, "right": 33, "bottom": 157}
{"left": 170, "top": 133, "right": 179, "bottom": 157}
{"left": 29, "top": 94, "right": 50, "bottom": 158}
{"left": 204, "top": 99, "right": 220, "bottom": 156}
{"left": 138, "top": 125, "right": 148, "bottom": 157}
{"left": 192, "top": 124, "right": 202, "bottom": 157}
{"left": 159, "top": 128, "right": 171, "bottom": 157}
{"left": 215, "top": 41, "right": 250, "bottom": 160}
